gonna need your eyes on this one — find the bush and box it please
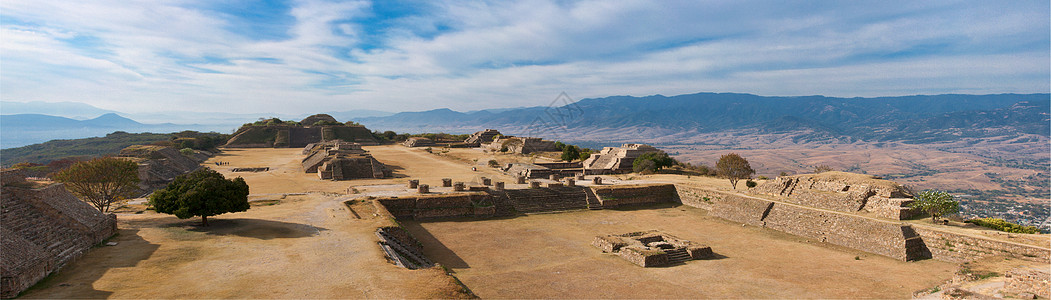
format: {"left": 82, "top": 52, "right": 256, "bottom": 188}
{"left": 633, "top": 151, "right": 675, "bottom": 173}
{"left": 966, "top": 218, "right": 1040, "bottom": 234}
{"left": 633, "top": 159, "right": 657, "bottom": 174}
{"left": 179, "top": 148, "right": 195, "bottom": 156}
{"left": 757, "top": 175, "right": 768, "bottom": 180}
{"left": 814, "top": 165, "right": 834, "bottom": 173}
{"left": 488, "top": 159, "right": 500, "bottom": 168}
{"left": 745, "top": 180, "right": 758, "bottom": 188}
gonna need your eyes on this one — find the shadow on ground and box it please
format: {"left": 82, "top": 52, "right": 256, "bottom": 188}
{"left": 400, "top": 221, "right": 471, "bottom": 269}
{"left": 18, "top": 228, "right": 160, "bottom": 299}
{"left": 168, "top": 218, "right": 327, "bottom": 240}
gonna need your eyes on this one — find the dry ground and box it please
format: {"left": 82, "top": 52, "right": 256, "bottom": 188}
{"left": 17, "top": 144, "right": 1043, "bottom": 299}
{"left": 404, "top": 207, "right": 957, "bottom": 299}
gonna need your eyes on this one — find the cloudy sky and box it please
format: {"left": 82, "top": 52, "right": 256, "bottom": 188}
{"left": 2, "top": 0, "right": 1048, "bottom": 114}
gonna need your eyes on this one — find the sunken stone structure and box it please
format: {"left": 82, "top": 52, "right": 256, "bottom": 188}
{"left": 1, "top": 171, "right": 117, "bottom": 298}
{"left": 464, "top": 129, "right": 501, "bottom": 146}
{"left": 582, "top": 144, "right": 661, "bottom": 174}
{"left": 593, "top": 230, "right": 713, "bottom": 267}
{"left": 302, "top": 141, "right": 391, "bottom": 180}
{"left": 402, "top": 137, "right": 435, "bottom": 147}
{"left": 752, "top": 171, "right": 917, "bottom": 220}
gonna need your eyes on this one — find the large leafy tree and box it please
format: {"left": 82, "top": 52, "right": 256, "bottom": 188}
{"left": 560, "top": 145, "right": 580, "bottom": 162}
{"left": 716, "top": 153, "right": 755, "bottom": 189}
{"left": 633, "top": 151, "right": 676, "bottom": 173}
{"left": 150, "top": 168, "right": 250, "bottom": 226}
{"left": 52, "top": 157, "right": 140, "bottom": 212}
{"left": 909, "top": 190, "right": 959, "bottom": 222}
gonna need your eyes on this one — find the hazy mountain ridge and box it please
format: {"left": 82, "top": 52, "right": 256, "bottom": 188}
{"left": 354, "top": 92, "right": 1050, "bottom": 144}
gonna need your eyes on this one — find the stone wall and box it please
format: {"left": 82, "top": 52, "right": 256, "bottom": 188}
{"left": 911, "top": 227, "right": 1050, "bottom": 264}
{"left": 1004, "top": 268, "right": 1050, "bottom": 298}
{"left": 590, "top": 184, "right": 679, "bottom": 208}
{"left": 374, "top": 192, "right": 493, "bottom": 220}
{"left": 496, "top": 187, "right": 588, "bottom": 213}
{"left": 1, "top": 183, "right": 117, "bottom": 298}
{"left": 119, "top": 145, "right": 204, "bottom": 195}
{"left": 704, "top": 189, "right": 923, "bottom": 260}
{"left": 674, "top": 185, "right": 722, "bottom": 210}
{"left": 688, "top": 185, "right": 1049, "bottom": 263}
{"left": 751, "top": 172, "right": 916, "bottom": 220}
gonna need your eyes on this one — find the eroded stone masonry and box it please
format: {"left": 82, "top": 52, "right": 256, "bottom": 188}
{"left": 1, "top": 171, "right": 117, "bottom": 298}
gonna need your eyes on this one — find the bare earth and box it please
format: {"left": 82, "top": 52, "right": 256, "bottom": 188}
{"left": 18, "top": 144, "right": 1031, "bottom": 299}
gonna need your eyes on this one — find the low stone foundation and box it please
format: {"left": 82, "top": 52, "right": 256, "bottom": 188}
{"left": 593, "top": 230, "right": 712, "bottom": 267}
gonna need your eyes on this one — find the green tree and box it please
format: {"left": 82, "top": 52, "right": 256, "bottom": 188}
{"left": 632, "top": 151, "right": 675, "bottom": 173}
{"left": 716, "top": 153, "right": 755, "bottom": 189}
{"left": 909, "top": 190, "right": 959, "bottom": 222}
{"left": 150, "top": 168, "right": 250, "bottom": 226}
{"left": 578, "top": 149, "right": 592, "bottom": 161}
{"left": 52, "top": 157, "right": 140, "bottom": 212}
{"left": 561, "top": 145, "right": 580, "bottom": 162}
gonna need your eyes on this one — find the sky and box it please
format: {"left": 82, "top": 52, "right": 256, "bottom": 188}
{"left": 1, "top": 0, "right": 1048, "bottom": 114}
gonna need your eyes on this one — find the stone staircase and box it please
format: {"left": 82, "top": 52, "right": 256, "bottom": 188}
{"left": 375, "top": 228, "right": 433, "bottom": 270}
{"left": 583, "top": 188, "right": 603, "bottom": 210}
{"left": 485, "top": 191, "right": 519, "bottom": 217}
{"left": 664, "top": 248, "right": 692, "bottom": 264}
{"left": 503, "top": 187, "right": 589, "bottom": 214}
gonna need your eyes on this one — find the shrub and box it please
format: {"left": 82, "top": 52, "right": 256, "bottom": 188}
{"left": 487, "top": 160, "right": 500, "bottom": 168}
{"left": 757, "top": 175, "right": 768, "bottom": 180}
{"left": 179, "top": 148, "right": 195, "bottom": 156}
{"left": 966, "top": 218, "right": 1040, "bottom": 234}
{"left": 909, "top": 190, "right": 960, "bottom": 222}
{"left": 745, "top": 180, "right": 757, "bottom": 188}
{"left": 814, "top": 165, "right": 834, "bottom": 173}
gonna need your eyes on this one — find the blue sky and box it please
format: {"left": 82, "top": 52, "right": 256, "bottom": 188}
{"left": 1, "top": 0, "right": 1048, "bottom": 114}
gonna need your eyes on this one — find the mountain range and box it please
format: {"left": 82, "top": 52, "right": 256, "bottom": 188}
{"left": 353, "top": 92, "right": 1050, "bottom": 145}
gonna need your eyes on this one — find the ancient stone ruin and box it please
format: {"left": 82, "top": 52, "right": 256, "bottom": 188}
{"left": 117, "top": 145, "right": 206, "bottom": 195}
{"left": 751, "top": 171, "right": 917, "bottom": 220}
{"left": 582, "top": 144, "right": 660, "bottom": 174}
{"left": 593, "top": 230, "right": 713, "bottom": 267}
{"left": 402, "top": 137, "right": 435, "bottom": 147}
{"left": 484, "top": 136, "right": 559, "bottom": 154}
{"left": 1, "top": 170, "right": 117, "bottom": 298}
{"left": 301, "top": 141, "right": 391, "bottom": 180}
{"left": 225, "top": 115, "right": 378, "bottom": 148}
{"left": 464, "top": 129, "right": 502, "bottom": 146}
{"left": 504, "top": 162, "right": 582, "bottom": 179}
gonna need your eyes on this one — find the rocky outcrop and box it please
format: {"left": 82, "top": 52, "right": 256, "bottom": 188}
{"left": 751, "top": 171, "right": 917, "bottom": 220}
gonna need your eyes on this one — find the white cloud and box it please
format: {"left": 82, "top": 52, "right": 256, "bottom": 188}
{"left": 0, "top": 0, "right": 1047, "bottom": 114}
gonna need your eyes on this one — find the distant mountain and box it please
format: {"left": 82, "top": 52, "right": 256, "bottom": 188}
{"left": 0, "top": 101, "right": 120, "bottom": 119}
{"left": 354, "top": 93, "right": 1050, "bottom": 144}
{"left": 0, "top": 113, "right": 224, "bottom": 149}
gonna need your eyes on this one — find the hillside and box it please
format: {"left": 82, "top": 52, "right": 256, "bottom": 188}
{"left": 354, "top": 93, "right": 1049, "bottom": 143}
{"left": 0, "top": 113, "right": 224, "bottom": 148}
{"left": 0, "top": 132, "right": 172, "bottom": 166}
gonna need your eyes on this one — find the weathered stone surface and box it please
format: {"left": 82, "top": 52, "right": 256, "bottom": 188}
{"left": 1, "top": 180, "right": 117, "bottom": 298}
{"left": 118, "top": 145, "right": 204, "bottom": 194}
{"left": 464, "top": 129, "right": 501, "bottom": 145}
{"left": 751, "top": 171, "right": 917, "bottom": 220}
{"left": 1005, "top": 268, "right": 1050, "bottom": 299}
{"left": 590, "top": 184, "right": 679, "bottom": 208}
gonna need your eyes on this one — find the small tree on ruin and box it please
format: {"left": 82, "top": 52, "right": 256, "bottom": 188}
{"left": 560, "top": 145, "right": 580, "bottom": 162}
{"left": 150, "top": 168, "right": 250, "bottom": 226}
{"left": 52, "top": 157, "right": 140, "bottom": 212}
{"left": 716, "top": 153, "right": 755, "bottom": 189}
{"left": 909, "top": 190, "right": 959, "bottom": 222}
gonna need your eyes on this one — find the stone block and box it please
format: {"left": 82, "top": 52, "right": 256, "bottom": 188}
{"left": 516, "top": 175, "right": 526, "bottom": 184}
{"left": 565, "top": 178, "right": 575, "bottom": 187}
{"left": 417, "top": 184, "right": 429, "bottom": 193}
{"left": 453, "top": 182, "right": 466, "bottom": 191}
{"left": 529, "top": 181, "right": 541, "bottom": 189}
{"left": 494, "top": 182, "right": 505, "bottom": 190}
{"left": 407, "top": 179, "right": 419, "bottom": 188}
{"left": 442, "top": 178, "right": 452, "bottom": 187}
{"left": 593, "top": 177, "right": 603, "bottom": 185}
{"left": 481, "top": 177, "right": 492, "bottom": 186}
